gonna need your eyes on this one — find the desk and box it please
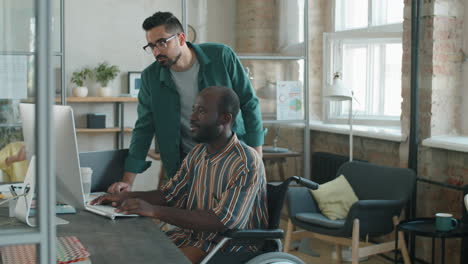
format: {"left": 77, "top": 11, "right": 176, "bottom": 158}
{"left": 262, "top": 150, "right": 301, "bottom": 181}
{"left": 0, "top": 209, "right": 190, "bottom": 264}
{"left": 396, "top": 217, "right": 468, "bottom": 264}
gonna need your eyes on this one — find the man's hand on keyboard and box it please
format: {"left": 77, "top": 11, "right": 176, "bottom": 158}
{"left": 90, "top": 193, "right": 128, "bottom": 207}
{"left": 115, "top": 198, "right": 157, "bottom": 217}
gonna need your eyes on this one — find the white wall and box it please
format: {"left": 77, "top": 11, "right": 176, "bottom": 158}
{"left": 66, "top": 0, "right": 182, "bottom": 152}
{"left": 65, "top": 0, "right": 182, "bottom": 97}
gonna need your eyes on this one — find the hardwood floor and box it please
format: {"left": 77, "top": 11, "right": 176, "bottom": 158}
{"left": 279, "top": 220, "right": 392, "bottom": 264}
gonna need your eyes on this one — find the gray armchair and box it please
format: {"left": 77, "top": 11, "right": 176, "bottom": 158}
{"left": 284, "top": 161, "right": 416, "bottom": 264}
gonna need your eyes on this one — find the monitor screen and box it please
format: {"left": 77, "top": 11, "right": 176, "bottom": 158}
{"left": 19, "top": 103, "right": 85, "bottom": 209}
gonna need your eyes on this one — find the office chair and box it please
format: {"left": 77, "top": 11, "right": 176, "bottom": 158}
{"left": 200, "top": 176, "right": 319, "bottom": 264}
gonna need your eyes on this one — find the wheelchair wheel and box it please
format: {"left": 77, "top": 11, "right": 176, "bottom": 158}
{"left": 244, "top": 252, "right": 305, "bottom": 264}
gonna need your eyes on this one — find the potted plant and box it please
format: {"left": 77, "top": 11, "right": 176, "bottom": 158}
{"left": 71, "top": 67, "right": 92, "bottom": 97}
{"left": 94, "top": 62, "right": 120, "bottom": 97}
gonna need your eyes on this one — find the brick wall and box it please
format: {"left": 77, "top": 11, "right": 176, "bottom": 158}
{"left": 416, "top": 1, "right": 465, "bottom": 262}
{"left": 235, "top": 0, "right": 278, "bottom": 53}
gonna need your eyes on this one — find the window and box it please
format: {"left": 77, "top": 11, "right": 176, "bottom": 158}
{"left": 323, "top": 0, "right": 404, "bottom": 125}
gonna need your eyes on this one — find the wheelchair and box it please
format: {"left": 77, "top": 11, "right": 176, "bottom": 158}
{"left": 200, "top": 176, "right": 319, "bottom": 264}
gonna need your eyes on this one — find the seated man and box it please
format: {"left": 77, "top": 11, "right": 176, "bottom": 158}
{"left": 0, "top": 141, "right": 28, "bottom": 182}
{"left": 92, "top": 86, "right": 268, "bottom": 263}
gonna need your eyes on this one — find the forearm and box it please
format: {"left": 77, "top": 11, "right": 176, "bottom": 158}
{"left": 153, "top": 206, "right": 227, "bottom": 232}
{"left": 122, "top": 171, "right": 137, "bottom": 185}
{"left": 128, "top": 190, "right": 167, "bottom": 206}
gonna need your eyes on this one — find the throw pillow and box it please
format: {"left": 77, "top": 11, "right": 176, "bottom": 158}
{"left": 309, "top": 174, "right": 358, "bottom": 220}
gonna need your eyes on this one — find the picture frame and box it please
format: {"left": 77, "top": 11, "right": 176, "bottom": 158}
{"left": 128, "top": 71, "right": 142, "bottom": 97}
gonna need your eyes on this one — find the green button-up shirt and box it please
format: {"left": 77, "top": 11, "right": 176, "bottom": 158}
{"left": 124, "top": 42, "right": 264, "bottom": 178}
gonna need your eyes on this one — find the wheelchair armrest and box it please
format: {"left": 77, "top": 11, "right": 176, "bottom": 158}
{"left": 290, "top": 176, "right": 319, "bottom": 190}
{"left": 223, "top": 229, "right": 284, "bottom": 239}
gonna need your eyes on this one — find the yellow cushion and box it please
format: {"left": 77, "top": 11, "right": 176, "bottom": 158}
{"left": 309, "top": 175, "right": 358, "bottom": 220}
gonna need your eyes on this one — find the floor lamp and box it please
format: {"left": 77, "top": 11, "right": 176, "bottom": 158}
{"left": 324, "top": 73, "right": 353, "bottom": 161}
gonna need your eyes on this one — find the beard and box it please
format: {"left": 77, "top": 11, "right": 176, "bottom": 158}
{"left": 191, "top": 122, "right": 222, "bottom": 143}
{"left": 155, "top": 52, "right": 181, "bottom": 68}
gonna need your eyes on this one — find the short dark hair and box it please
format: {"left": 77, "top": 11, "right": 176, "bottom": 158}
{"left": 142, "top": 11, "right": 184, "bottom": 33}
{"left": 205, "top": 86, "right": 240, "bottom": 123}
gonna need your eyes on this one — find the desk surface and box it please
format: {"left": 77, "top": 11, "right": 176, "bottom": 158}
{"left": 0, "top": 209, "right": 189, "bottom": 264}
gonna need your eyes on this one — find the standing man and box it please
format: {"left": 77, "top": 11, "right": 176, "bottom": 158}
{"left": 94, "top": 87, "right": 268, "bottom": 263}
{"left": 108, "top": 11, "right": 264, "bottom": 193}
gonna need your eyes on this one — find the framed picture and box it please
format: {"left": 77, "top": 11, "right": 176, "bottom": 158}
{"left": 128, "top": 71, "right": 142, "bottom": 97}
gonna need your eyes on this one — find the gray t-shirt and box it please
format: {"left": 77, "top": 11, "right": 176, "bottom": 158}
{"left": 170, "top": 59, "right": 200, "bottom": 154}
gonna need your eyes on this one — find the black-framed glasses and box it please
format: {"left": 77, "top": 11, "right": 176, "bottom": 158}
{"left": 142, "top": 34, "right": 178, "bottom": 54}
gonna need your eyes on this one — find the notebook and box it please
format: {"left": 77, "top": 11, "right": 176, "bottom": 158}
{"left": 0, "top": 236, "right": 90, "bottom": 264}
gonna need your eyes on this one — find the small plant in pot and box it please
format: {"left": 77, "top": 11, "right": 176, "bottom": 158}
{"left": 94, "top": 62, "right": 120, "bottom": 97}
{"left": 71, "top": 67, "right": 92, "bottom": 97}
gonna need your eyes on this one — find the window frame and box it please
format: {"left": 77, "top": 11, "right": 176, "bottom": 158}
{"left": 323, "top": 0, "right": 403, "bottom": 126}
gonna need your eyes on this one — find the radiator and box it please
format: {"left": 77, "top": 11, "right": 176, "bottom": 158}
{"left": 311, "top": 152, "right": 350, "bottom": 184}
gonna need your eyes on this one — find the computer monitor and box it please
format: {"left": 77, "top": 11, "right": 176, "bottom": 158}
{"left": 19, "top": 103, "right": 85, "bottom": 209}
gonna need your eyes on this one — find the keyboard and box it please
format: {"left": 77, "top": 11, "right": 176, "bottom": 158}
{"left": 85, "top": 193, "right": 138, "bottom": 220}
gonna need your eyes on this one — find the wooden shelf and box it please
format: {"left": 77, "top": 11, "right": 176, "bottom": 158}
{"left": 76, "top": 127, "right": 133, "bottom": 133}
{"left": 67, "top": 97, "right": 138, "bottom": 103}
{"left": 22, "top": 97, "right": 138, "bottom": 103}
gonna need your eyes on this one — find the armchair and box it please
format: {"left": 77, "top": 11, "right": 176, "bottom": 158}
{"left": 284, "top": 161, "right": 416, "bottom": 264}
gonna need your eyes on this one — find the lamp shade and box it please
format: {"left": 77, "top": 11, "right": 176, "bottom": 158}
{"left": 324, "top": 78, "right": 352, "bottom": 101}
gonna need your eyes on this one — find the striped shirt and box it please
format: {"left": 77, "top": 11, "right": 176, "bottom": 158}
{"left": 161, "top": 134, "right": 268, "bottom": 253}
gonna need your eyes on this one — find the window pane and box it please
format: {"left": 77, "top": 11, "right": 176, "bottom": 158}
{"left": 0, "top": 0, "right": 34, "bottom": 52}
{"left": 342, "top": 45, "right": 367, "bottom": 115}
{"left": 373, "top": 0, "right": 404, "bottom": 26}
{"left": 336, "top": 0, "right": 368, "bottom": 31}
{"left": 333, "top": 42, "right": 402, "bottom": 119}
{"left": 0, "top": 0, "right": 61, "bottom": 53}
{"left": 385, "top": 1, "right": 404, "bottom": 24}
{"left": 383, "top": 43, "right": 402, "bottom": 116}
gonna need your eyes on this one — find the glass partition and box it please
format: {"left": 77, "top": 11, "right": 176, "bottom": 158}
{"left": 1, "top": 1, "right": 57, "bottom": 260}
{"left": 241, "top": 59, "right": 305, "bottom": 121}
{"left": 0, "top": 0, "right": 61, "bottom": 53}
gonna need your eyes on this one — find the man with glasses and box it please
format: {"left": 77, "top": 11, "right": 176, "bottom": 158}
{"left": 108, "top": 11, "right": 264, "bottom": 194}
